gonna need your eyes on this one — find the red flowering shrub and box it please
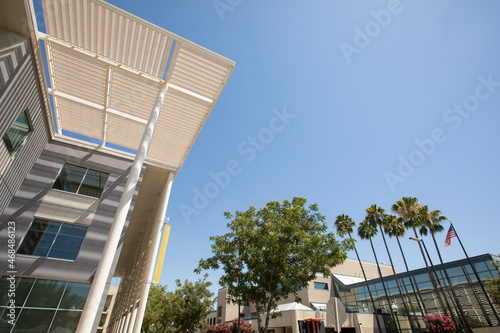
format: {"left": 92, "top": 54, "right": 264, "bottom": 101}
{"left": 423, "top": 314, "right": 456, "bottom": 333}
{"left": 216, "top": 322, "right": 232, "bottom": 333}
{"left": 230, "top": 319, "right": 254, "bottom": 333}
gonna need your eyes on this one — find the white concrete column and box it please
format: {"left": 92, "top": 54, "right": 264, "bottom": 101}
{"left": 118, "top": 313, "right": 125, "bottom": 333}
{"left": 116, "top": 315, "right": 124, "bottom": 333}
{"left": 122, "top": 311, "right": 132, "bottom": 333}
{"left": 133, "top": 171, "right": 175, "bottom": 333}
{"left": 76, "top": 83, "right": 169, "bottom": 333}
{"left": 126, "top": 303, "right": 139, "bottom": 333}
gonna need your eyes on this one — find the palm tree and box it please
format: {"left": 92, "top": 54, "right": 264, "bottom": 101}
{"left": 420, "top": 207, "right": 473, "bottom": 333}
{"left": 376, "top": 212, "right": 418, "bottom": 333}
{"left": 384, "top": 215, "right": 427, "bottom": 318}
{"left": 335, "top": 214, "right": 383, "bottom": 333}
{"left": 391, "top": 197, "right": 449, "bottom": 317}
{"left": 358, "top": 218, "right": 398, "bottom": 327}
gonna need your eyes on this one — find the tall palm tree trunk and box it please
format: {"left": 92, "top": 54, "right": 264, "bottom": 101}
{"left": 368, "top": 237, "right": 398, "bottom": 329}
{"left": 430, "top": 233, "right": 473, "bottom": 333}
{"left": 395, "top": 235, "right": 426, "bottom": 317}
{"left": 349, "top": 231, "right": 383, "bottom": 333}
{"left": 379, "top": 226, "right": 417, "bottom": 333}
{"left": 411, "top": 227, "right": 449, "bottom": 317}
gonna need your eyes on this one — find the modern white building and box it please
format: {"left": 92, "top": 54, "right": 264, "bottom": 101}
{"left": 0, "top": 1, "right": 234, "bottom": 332}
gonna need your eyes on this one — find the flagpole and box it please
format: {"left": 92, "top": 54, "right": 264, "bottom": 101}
{"left": 450, "top": 222, "right": 500, "bottom": 324}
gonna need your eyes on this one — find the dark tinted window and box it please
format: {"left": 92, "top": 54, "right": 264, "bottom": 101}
{"left": 53, "top": 164, "right": 109, "bottom": 198}
{"left": 2, "top": 110, "right": 31, "bottom": 155}
{"left": 18, "top": 219, "right": 87, "bottom": 261}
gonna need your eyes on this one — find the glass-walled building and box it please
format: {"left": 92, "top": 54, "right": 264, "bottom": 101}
{"left": 334, "top": 253, "right": 500, "bottom": 331}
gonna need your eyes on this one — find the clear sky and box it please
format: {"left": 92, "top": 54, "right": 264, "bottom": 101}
{"left": 35, "top": 0, "right": 500, "bottom": 295}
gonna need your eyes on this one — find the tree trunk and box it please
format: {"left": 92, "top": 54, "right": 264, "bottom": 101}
{"left": 411, "top": 227, "right": 449, "bottom": 316}
{"left": 379, "top": 226, "right": 416, "bottom": 333}
{"left": 348, "top": 232, "right": 383, "bottom": 333}
{"left": 431, "top": 233, "right": 473, "bottom": 333}
{"left": 369, "top": 237, "right": 398, "bottom": 328}
{"left": 256, "top": 304, "right": 262, "bottom": 333}
{"left": 395, "top": 235, "right": 425, "bottom": 326}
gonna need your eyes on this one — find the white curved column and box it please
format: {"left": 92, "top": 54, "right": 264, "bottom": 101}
{"left": 76, "top": 83, "right": 169, "bottom": 333}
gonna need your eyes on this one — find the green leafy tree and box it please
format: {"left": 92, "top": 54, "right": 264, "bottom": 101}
{"left": 142, "top": 284, "right": 174, "bottom": 333}
{"left": 172, "top": 278, "right": 215, "bottom": 333}
{"left": 142, "top": 277, "right": 214, "bottom": 333}
{"left": 486, "top": 260, "right": 500, "bottom": 306}
{"left": 196, "top": 197, "right": 352, "bottom": 333}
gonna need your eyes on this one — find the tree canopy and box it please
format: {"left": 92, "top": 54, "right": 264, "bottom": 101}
{"left": 486, "top": 260, "right": 500, "bottom": 307}
{"left": 196, "top": 197, "right": 353, "bottom": 333}
{"left": 142, "top": 277, "right": 214, "bottom": 333}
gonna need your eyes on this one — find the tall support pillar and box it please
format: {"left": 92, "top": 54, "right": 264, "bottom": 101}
{"left": 133, "top": 171, "right": 175, "bottom": 333}
{"left": 76, "top": 83, "right": 169, "bottom": 333}
{"left": 126, "top": 303, "right": 139, "bottom": 333}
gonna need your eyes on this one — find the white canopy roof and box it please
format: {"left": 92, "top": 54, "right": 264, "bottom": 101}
{"left": 40, "top": 0, "right": 234, "bottom": 171}
{"left": 274, "top": 302, "right": 314, "bottom": 312}
{"left": 332, "top": 273, "right": 366, "bottom": 286}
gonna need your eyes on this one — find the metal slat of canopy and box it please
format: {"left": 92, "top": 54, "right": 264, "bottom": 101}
{"left": 41, "top": 0, "right": 235, "bottom": 170}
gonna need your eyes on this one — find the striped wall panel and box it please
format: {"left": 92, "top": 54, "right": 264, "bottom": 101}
{"left": 0, "top": 34, "right": 50, "bottom": 215}
{"left": 0, "top": 36, "right": 29, "bottom": 91}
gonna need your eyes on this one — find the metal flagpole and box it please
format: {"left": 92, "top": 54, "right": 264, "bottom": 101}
{"left": 450, "top": 222, "right": 500, "bottom": 324}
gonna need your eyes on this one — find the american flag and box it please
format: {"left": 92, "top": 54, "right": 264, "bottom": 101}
{"left": 444, "top": 225, "right": 456, "bottom": 246}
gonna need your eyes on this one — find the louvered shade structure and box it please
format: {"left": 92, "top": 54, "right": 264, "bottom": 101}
{"left": 40, "top": 0, "right": 234, "bottom": 171}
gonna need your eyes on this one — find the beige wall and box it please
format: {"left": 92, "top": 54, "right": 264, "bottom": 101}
{"left": 331, "top": 258, "right": 394, "bottom": 279}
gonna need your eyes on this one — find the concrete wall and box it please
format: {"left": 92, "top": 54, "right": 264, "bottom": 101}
{"left": 472, "top": 328, "right": 500, "bottom": 333}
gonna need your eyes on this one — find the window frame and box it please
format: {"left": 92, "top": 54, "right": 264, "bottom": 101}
{"left": 0, "top": 276, "right": 91, "bottom": 333}
{"left": 16, "top": 218, "right": 88, "bottom": 261}
{"left": 2, "top": 108, "right": 32, "bottom": 156}
{"left": 52, "top": 163, "right": 110, "bottom": 199}
{"left": 313, "top": 282, "right": 329, "bottom": 290}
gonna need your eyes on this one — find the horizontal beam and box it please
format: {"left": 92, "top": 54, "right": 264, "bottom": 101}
{"left": 168, "top": 83, "right": 213, "bottom": 104}
{"left": 39, "top": 32, "right": 162, "bottom": 84}
{"left": 49, "top": 89, "right": 148, "bottom": 125}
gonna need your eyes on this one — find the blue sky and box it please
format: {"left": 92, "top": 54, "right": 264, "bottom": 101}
{"left": 36, "top": 0, "right": 500, "bottom": 295}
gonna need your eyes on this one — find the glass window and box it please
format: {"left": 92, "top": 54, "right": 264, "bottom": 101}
{"left": 17, "top": 219, "right": 87, "bottom": 261}
{"left": 25, "top": 279, "right": 66, "bottom": 308}
{"left": 53, "top": 164, "right": 109, "bottom": 198}
{"left": 12, "top": 308, "right": 55, "bottom": 333}
{"left": 48, "top": 310, "right": 81, "bottom": 333}
{"left": 314, "top": 282, "right": 328, "bottom": 290}
{"left": 0, "top": 307, "right": 21, "bottom": 331}
{"left": 59, "top": 282, "right": 90, "bottom": 310}
{"left": 2, "top": 110, "right": 31, "bottom": 155}
{"left": 474, "top": 262, "right": 488, "bottom": 272}
{"left": 0, "top": 276, "right": 90, "bottom": 333}
{"left": 0, "top": 277, "right": 35, "bottom": 307}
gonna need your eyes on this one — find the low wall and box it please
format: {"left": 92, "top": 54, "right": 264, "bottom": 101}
{"left": 473, "top": 327, "right": 500, "bottom": 333}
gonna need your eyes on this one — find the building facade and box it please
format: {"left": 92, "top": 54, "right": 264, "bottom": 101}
{"left": 211, "top": 255, "right": 499, "bottom": 333}
{"left": 0, "top": 1, "right": 234, "bottom": 332}
{"left": 212, "top": 259, "right": 394, "bottom": 333}
{"left": 336, "top": 253, "right": 500, "bottom": 332}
